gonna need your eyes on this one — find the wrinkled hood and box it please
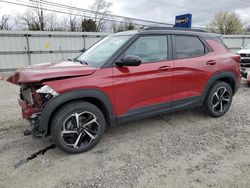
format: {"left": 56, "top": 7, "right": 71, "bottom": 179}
{"left": 7, "top": 61, "right": 97, "bottom": 84}
{"left": 237, "top": 49, "right": 250, "bottom": 54}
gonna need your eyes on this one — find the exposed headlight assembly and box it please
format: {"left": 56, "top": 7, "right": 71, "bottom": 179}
{"left": 36, "top": 85, "right": 59, "bottom": 97}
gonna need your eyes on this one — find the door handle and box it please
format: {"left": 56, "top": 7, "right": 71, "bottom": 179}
{"left": 207, "top": 60, "right": 217, "bottom": 65}
{"left": 159, "top": 66, "right": 172, "bottom": 71}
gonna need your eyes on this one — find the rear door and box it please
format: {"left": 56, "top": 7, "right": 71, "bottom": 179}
{"left": 112, "top": 35, "right": 174, "bottom": 118}
{"left": 172, "top": 35, "right": 220, "bottom": 103}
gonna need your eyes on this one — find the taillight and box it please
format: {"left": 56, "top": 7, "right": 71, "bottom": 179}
{"left": 231, "top": 55, "right": 241, "bottom": 63}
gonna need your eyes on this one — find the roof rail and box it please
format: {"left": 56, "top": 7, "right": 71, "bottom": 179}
{"left": 139, "top": 26, "right": 207, "bottom": 33}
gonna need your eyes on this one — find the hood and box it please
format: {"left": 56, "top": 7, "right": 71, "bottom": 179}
{"left": 237, "top": 49, "right": 250, "bottom": 54}
{"left": 7, "top": 61, "right": 97, "bottom": 84}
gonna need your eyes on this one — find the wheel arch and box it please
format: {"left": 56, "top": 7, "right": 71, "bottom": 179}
{"left": 202, "top": 71, "right": 237, "bottom": 102}
{"left": 38, "top": 89, "right": 116, "bottom": 135}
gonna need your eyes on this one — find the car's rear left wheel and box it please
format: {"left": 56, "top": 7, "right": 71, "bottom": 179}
{"left": 204, "top": 81, "right": 233, "bottom": 117}
{"left": 51, "top": 101, "right": 106, "bottom": 154}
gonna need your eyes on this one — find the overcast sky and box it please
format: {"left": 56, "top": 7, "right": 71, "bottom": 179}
{"left": 0, "top": 0, "right": 250, "bottom": 27}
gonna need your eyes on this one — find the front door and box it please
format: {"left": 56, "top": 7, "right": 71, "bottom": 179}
{"left": 112, "top": 35, "right": 174, "bottom": 119}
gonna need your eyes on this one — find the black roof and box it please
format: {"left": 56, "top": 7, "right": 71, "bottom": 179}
{"left": 140, "top": 26, "right": 207, "bottom": 33}
{"left": 112, "top": 27, "right": 219, "bottom": 38}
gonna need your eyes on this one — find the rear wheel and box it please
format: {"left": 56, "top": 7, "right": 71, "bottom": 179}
{"left": 51, "top": 101, "right": 106, "bottom": 154}
{"left": 204, "top": 81, "right": 233, "bottom": 117}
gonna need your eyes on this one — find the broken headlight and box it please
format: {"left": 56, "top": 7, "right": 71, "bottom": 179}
{"left": 36, "top": 85, "right": 59, "bottom": 97}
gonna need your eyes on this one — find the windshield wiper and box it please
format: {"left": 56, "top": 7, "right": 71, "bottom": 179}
{"left": 74, "top": 58, "right": 88, "bottom": 65}
{"left": 68, "top": 58, "right": 88, "bottom": 65}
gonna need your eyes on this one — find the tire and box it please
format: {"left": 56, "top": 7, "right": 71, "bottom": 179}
{"left": 51, "top": 101, "right": 106, "bottom": 154}
{"left": 204, "top": 81, "right": 233, "bottom": 118}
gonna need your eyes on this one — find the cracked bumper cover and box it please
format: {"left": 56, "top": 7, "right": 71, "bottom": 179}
{"left": 18, "top": 99, "right": 40, "bottom": 120}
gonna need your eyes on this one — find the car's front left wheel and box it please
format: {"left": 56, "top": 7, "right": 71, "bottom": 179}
{"left": 51, "top": 101, "right": 106, "bottom": 154}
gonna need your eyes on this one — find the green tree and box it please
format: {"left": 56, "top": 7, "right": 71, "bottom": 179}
{"left": 207, "top": 11, "right": 246, "bottom": 34}
{"left": 112, "top": 21, "right": 136, "bottom": 33}
{"left": 81, "top": 19, "right": 97, "bottom": 32}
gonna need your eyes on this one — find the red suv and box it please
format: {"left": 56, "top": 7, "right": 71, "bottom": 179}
{"left": 8, "top": 27, "right": 241, "bottom": 153}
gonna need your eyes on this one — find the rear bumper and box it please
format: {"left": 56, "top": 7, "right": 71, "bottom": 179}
{"left": 18, "top": 99, "right": 40, "bottom": 120}
{"left": 235, "top": 81, "right": 240, "bottom": 93}
{"left": 247, "top": 75, "right": 250, "bottom": 85}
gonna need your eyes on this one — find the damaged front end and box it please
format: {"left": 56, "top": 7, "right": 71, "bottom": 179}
{"left": 7, "top": 61, "right": 97, "bottom": 138}
{"left": 18, "top": 83, "right": 59, "bottom": 138}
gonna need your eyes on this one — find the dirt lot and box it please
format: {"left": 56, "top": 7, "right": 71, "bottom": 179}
{"left": 1, "top": 79, "right": 250, "bottom": 188}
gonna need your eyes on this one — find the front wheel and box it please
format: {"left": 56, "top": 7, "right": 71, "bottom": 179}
{"left": 204, "top": 81, "right": 233, "bottom": 117}
{"left": 51, "top": 101, "right": 106, "bottom": 154}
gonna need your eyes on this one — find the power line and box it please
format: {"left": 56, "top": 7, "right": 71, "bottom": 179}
{"left": 27, "top": 0, "right": 174, "bottom": 26}
{"left": 153, "top": 0, "right": 214, "bottom": 14}
{"left": 0, "top": 0, "right": 208, "bottom": 29}
{"left": 28, "top": 0, "right": 207, "bottom": 29}
{"left": 219, "top": 0, "right": 250, "bottom": 6}
{"left": 0, "top": 0, "right": 168, "bottom": 27}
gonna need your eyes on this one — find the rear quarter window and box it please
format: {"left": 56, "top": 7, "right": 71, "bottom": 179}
{"left": 204, "top": 36, "right": 230, "bottom": 53}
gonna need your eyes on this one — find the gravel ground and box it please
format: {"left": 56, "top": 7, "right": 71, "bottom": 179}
{"left": 0, "top": 79, "right": 250, "bottom": 188}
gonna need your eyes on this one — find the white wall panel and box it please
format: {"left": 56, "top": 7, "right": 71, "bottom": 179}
{"left": 3, "top": 31, "right": 250, "bottom": 70}
{"left": 0, "top": 31, "right": 108, "bottom": 70}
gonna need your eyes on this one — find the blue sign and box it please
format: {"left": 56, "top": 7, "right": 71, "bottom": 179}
{"left": 174, "top": 14, "right": 192, "bottom": 28}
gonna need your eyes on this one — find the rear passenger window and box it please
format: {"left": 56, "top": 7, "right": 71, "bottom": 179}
{"left": 175, "top": 36, "right": 206, "bottom": 59}
{"left": 125, "top": 35, "right": 168, "bottom": 63}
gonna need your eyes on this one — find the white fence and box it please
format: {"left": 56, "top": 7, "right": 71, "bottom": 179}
{"left": 0, "top": 31, "right": 249, "bottom": 71}
{"left": 223, "top": 35, "right": 250, "bottom": 53}
{"left": 0, "top": 30, "right": 109, "bottom": 71}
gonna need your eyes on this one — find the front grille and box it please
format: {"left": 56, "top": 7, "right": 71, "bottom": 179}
{"left": 241, "top": 59, "right": 250, "bottom": 63}
{"left": 240, "top": 53, "right": 250, "bottom": 57}
{"left": 20, "top": 87, "right": 34, "bottom": 105}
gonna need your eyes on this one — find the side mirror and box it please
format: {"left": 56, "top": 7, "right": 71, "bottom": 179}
{"left": 115, "top": 55, "right": 142, "bottom": 67}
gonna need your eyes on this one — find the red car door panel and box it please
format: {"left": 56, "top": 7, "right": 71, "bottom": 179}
{"left": 173, "top": 53, "right": 220, "bottom": 101}
{"left": 113, "top": 61, "right": 173, "bottom": 116}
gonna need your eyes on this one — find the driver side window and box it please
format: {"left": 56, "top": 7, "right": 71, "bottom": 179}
{"left": 124, "top": 35, "right": 168, "bottom": 63}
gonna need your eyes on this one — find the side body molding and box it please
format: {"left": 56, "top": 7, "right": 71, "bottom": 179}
{"left": 38, "top": 89, "right": 116, "bottom": 134}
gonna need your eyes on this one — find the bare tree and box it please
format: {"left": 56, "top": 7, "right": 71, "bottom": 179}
{"left": 0, "top": 15, "right": 12, "bottom": 30}
{"left": 17, "top": 9, "right": 40, "bottom": 30}
{"left": 61, "top": 16, "right": 79, "bottom": 31}
{"left": 59, "top": 0, "right": 80, "bottom": 31}
{"left": 46, "top": 13, "right": 63, "bottom": 31}
{"left": 17, "top": 0, "right": 46, "bottom": 31}
{"left": 207, "top": 11, "right": 246, "bottom": 34}
{"left": 91, "top": 0, "right": 112, "bottom": 31}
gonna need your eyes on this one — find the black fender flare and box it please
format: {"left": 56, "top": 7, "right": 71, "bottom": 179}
{"left": 201, "top": 71, "right": 237, "bottom": 102}
{"left": 38, "top": 89, "right": 116, "bottom": 134}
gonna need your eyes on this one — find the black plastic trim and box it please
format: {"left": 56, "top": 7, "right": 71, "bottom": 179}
{"left": 38, "top": 89, "right": 116, "bottom": 134}
{"left": 117, "top": 96, "right": 202, "bottom": 124}
{"left": 202, "top": 71, "right": 237, "bottom": 101}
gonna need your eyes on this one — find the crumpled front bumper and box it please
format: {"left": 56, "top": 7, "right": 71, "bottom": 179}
{"left": 18, "top": 99, "right": 40, "bottom": 120}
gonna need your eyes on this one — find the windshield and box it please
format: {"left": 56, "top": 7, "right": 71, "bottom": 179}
{"left": 244, "top": 44, "right": 250, "bottom": 49}
{"left": 76, "top": 35, "right": 132, "bottom": 68}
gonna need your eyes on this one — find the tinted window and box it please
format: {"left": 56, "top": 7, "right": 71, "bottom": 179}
{"left": 209, "top": 36, "right": 229, "bottom": 49}
{"left": 175, "top": 36, "right": 205, "bottom": 59}
{"left": 125, "top": 36, "right": 168, "bottom": 63}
